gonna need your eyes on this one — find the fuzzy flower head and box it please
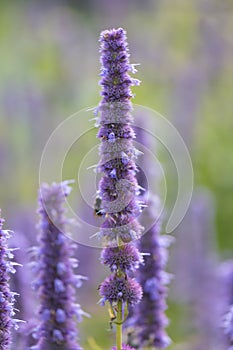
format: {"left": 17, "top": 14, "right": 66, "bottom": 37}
{"left": 99, "top": 275, "right": 142, "bottom": 306}
{"left": 101, "top": 244, "right": 143, "bottom": 272}
{"left": 31, "top": 182, "right": 88, "bottom": 350}
{"left": 0, "top": 213, "right": 20, "bottom": 349}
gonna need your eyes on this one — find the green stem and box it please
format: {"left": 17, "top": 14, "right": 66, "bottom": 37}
{"left": 116, "top": 300, "right": 123, "bottom": 350}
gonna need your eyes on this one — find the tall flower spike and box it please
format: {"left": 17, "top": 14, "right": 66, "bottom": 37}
{"left": 129, "top": 196, "right": 172, "bottom": 349}
{"left": 31, "top": 181, "right": 88, "bottom": 350}
{"left": 122, "top": 121, "right": 172, "bottom": 349}
{"left": 97, "top": 27, "right": 143, "bottom": 246}
{"left": 96, "top": 28, "right": 143, "bottom": 350}
{"left": 0, "top": 211, "right": 20, "bottom": 350}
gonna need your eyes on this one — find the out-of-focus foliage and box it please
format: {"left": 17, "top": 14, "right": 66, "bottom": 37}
{"left": 0, "top": 0, "right": 233, "bottom": 349}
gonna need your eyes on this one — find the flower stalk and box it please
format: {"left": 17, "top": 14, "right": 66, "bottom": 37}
{"left": 116, "top": 300, "right": 123, "bottom": 350}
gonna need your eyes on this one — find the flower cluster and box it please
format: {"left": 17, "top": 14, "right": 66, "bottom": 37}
{"left": 0, "top": 213, "right": 20, "bottom": 349}
{"left": 31, "top": 181, "right": 88, "bottom": 350}
{"left": 99, "top": 275, "right": 142, "bottom": 306}
{"left": 100, "top": 244, "right": 143, "bottom": 273}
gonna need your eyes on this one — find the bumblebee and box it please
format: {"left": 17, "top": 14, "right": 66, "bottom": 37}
{"left": 94, "top": 195, "right": 103, "bottom": 216}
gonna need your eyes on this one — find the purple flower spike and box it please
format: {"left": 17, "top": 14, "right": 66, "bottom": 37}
{"left": 97, "top": 27, "right": 143, "bottom": 247}
{"left": 129, "top": 196, "right": 172, "bottom": 348}
{"left": 0, "top": 212, "right": 20, "bottom": 349}
{"left": 96, "top": 28, "right": 143, "bottom": 350}
{"left": 32, "top": 181, "right": 88, "bottom": 350}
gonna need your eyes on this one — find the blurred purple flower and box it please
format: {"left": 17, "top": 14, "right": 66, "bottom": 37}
{"left": 223, "top": 305, "right": 233, "bottom": 349}
{"left": 128, "top": 196, "right": 172, "bottom": 349}
{"left": 170, "top": 189, "right": 225, "bottom": 349}
{"left": 120, "top": 115, "right": 172, "bottom": 348}
{"left": 219, "top": 260, "right": 233, "bottom": 307}
{"left": 31, "top": 181, "right": 88, "bottom": 350}
{"left": 0, "top": 212, "right": 21, "bottom": 349}
{"left": 219, "top": 260, "right": 233, "bottom": 349}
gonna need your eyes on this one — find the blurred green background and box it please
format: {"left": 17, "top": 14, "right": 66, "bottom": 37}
{"left": 0, "top": 0, "right": 233, "bottom": 349}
